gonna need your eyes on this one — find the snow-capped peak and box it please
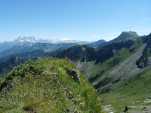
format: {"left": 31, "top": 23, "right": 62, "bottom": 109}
{"left": 15, "top": 36, "right": 37, "bottom": 43}
{"left": 13, "top": 36, "right": 88, "bottom": 45}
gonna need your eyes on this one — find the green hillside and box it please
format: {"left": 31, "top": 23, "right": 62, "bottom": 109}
{"left": 0, "top": 58, "right": 103, "bottom": 113}
{"left": 101, "top": 67, "right": 151, "bottom": 113}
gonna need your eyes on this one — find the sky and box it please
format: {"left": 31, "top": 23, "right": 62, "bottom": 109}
{"left": 0, "top": 0, "right": 150, "bottom": 42}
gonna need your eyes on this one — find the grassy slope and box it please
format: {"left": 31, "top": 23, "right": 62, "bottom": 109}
{"left": 101, "top": 67, "right": 151, "bottom": 112}
{"left": 79, "top": 44, "right": 145, "bottom": 93}
{"left": 78, "top": 48, "right": 131, "bottom": 84}
{"left": 84, "top": 38, "right": 142, "bottom": 75}
{"left": 0, "top": 58, "right": 103, "bottom": 113}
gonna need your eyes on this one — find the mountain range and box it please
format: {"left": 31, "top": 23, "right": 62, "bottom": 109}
{"left": 1, "top": 31, "right": 151, "bottom": 112}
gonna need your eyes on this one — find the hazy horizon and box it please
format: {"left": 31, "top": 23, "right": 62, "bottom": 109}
{"left": 0, "top": 30, "right": 150, "bottom": 43}
{"left": 0, "top": 0, "right": 150, "bottom": 42}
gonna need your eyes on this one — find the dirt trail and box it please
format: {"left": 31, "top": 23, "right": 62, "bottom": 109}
{"left": 102, "top": 105, "right": 115, "bottom": 113}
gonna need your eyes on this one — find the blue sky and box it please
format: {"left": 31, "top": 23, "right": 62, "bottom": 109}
{"left": 0, "top": 0, "right": 150, "bottom": 42}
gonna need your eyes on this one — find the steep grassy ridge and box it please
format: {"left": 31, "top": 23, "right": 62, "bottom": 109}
{"left": 0, "top": 58, "right": 103, "bottom": 113}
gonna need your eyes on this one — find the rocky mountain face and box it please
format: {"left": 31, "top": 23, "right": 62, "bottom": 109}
{"left": 111, "top": 31, "right": 139, "bottom": 42}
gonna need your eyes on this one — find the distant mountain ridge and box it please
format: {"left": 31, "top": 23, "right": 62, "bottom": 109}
{"left": 88, "top": 39, "right": 107, "bottom": 48}
{"left": 111, "top": 31, "right": 139, "bottom": 42}
{"left": 0, "top": 31, "right": 147, "bottom": 75}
